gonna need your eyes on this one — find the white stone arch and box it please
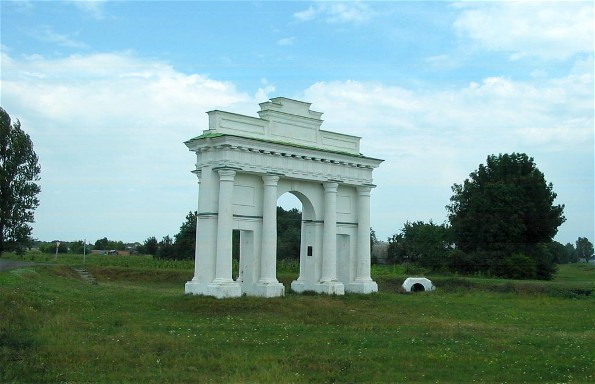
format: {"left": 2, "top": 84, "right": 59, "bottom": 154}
{"left": 184, "top": 97, "right": 383, "bottom": 298}
{"left": 277, "top": 183, "right": 319, "bottom": 222}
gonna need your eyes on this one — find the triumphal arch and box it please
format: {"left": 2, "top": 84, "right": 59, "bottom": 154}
{"left": 184, "top": 97, "right": 383, "bottom": 298}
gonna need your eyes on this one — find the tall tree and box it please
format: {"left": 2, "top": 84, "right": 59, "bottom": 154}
{"left": 157, "top": 235, "right": 174, "bottom": 259}
{"left": 140, "top": 236, "right": 159, "bottom": 256}
{"left": 576, "top": 237, "right": 594, "bottom": 261}
{"left": 447, "top": 153, "right": 565, "bottom": 279}
{"left": 0, "top": 107, "right": 41, "bottom": 255}
{"left": 174, "top": 211, "right": 197, "bottom": 260}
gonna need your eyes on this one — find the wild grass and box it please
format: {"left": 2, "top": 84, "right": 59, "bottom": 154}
{"left": 1, "top": 254, "right": 593, "bottom": 383}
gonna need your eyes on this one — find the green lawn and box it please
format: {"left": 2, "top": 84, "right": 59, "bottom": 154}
{"left": 1, "top": 255, "right": 594, "bottom": 383}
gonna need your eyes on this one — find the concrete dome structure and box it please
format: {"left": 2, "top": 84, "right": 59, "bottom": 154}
{"left": 402, "top": 277, "right": 436, "bottom": 292}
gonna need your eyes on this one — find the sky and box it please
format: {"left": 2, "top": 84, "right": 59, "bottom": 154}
{"left": 1, "top": 0, "right": 593, "bottom": 246}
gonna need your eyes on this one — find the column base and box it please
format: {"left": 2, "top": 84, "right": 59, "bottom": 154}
{"left": 253, "top": 281, "right": 285, "bottom": 298}
{"left": 185, "top": 280, "right": 210, "bottom": 296}
{"left": 185, "top": 279, "right": 241, "bottom": 299}
{"left": 291, "top": 280, "right": 345, "bottom": 295}
{"left": 345, "top": 280, "right": 378, "bottom": 294}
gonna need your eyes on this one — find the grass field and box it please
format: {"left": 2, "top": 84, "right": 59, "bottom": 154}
{"left": 1, "top": 253, "right": 594, "bottom": 383}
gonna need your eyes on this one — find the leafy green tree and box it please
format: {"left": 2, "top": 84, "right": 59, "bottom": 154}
{"left": 546, "top": 241, "right": 573, "bottom": 264}
{"left": 157, "top": 235, "right": 174, "bottom": 259}
{"left": 447, "top": 153, "right": 565, "bottom": 279}
{"left": 69, "top": 240, "right": 86, "bottom": 254}
{"left": 94, "top": 237, "right": 109, "bottom": 250}
{"left": 387, "top": 233, "right": 406, "bottom": 264}
{"left": 564, "top": 242, "right": 577, "bottom": 263}
{"left": 39, "top": 241, "right": 67, "bottom": 254}
{"left": 0, "top": 107, "right": 41, "bottom": 256}
{"left": 174, "top": 211, "right": 197, "bottom": 260}
{"left": 576, "top": 237, "right": 594, "bottom": 261}
{"left": 276, "top": 207, "right": 301, "bottom": 260}
{"left": 93, "top": 237, "right": 125, "bottom": 251}
{"left": 140, "top": 236, "right": 159, "bottom": 256}
{"left": 387, "top": 221, "right": 450, "bottom": 270}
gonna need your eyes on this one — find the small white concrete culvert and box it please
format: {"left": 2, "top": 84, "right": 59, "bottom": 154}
{"left": 73, "top": 268, "right": 97, "bottom": 285}
{"left": 402, "top": 277, "right": 435, "bottom": 293}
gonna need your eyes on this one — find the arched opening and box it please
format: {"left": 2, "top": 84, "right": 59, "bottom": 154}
{"left": 411, "top": 283, "right": 425, "bottom": 292}
{"left": 277, "top": 193, "right": 302, "bottom": 289}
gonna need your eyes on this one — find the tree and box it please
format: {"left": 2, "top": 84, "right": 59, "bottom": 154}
{"left": 386, "top": 221, "right": 450, "bottom": 270}
{"left": 447, "top": 153, "right": 565, "bottom": 279}
{"left": 39, "top": 241, "right": 67, "bottom": 254}
{"left": 174, "top": 211, "right": 197, "bottom": 260}
{"left": 370, "top": 227, "right": 378, "bottom": 254}
{"left": 276, "top": 207, "right": 301, "bottom": 260}
{"left": 546, "top": 241, "right": 574, "bottom": 264}
{"left": 69, "top": 240, "right": 86, "bottom": 254}
{"left": 576, "top": 237, "right": 594, "bottom": 261}
{"left": 93, "top": 237, "right": 125, "bottom": 251}
{"left": 564, "top": 243, "right": 577, "bottom": 263}
{"left": 139, "top": 236, "right": 159, "bottom": 256}
{"left": 0, "top": 107, "right": 41, "bottom": 255}
{"left": 157, "top": 235, "right": 174, "bottom": 259}
{"left": 387, "top": 233, "right": 406, "bottom": 264}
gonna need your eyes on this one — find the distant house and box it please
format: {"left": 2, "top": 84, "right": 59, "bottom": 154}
{"left": 90, "top": 250, "right": 131, "bottom": 256}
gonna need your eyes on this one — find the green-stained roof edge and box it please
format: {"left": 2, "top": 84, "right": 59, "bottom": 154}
{"left": 185, "top": 132, "right": 384, "bottom": 162}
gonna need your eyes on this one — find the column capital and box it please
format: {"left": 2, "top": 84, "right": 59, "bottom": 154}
{"left": 192, "top": 169, "right": 202, "bottom": 181}
{"left": 323, "top": 181, "right": 339, "bottom": 193}
{"left": 217, "top": 168, "right": 237, "bottom": 181}
{"left": 262, "top": 174, "right": 280, "bottom": 186}
{"left": 356, "top": 185, "right": 372, "bottom": 195}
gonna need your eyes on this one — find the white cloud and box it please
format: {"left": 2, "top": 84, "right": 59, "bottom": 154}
{"left": 34, "top": 25, "right": 88, "bottom": 49}
{"left": 294, "top": 2, "right": 374, "bottom": 24}
{"left": 255, "top": 78, "right": 276, "bottom": 102}
{"left": 301, "top": 68, "right": 593, "bottom": 240}
{"left": 68, "top": 0, "right": 108, "bottom": 20}
{"left": 277, "top": 37, "right": 295, "bottom": 46}
{"left": 453, "top": 1, "right": 594, "bottom": 61}
{"left": 0, "top": 51, "right": 258, "bottom": 241}
{"left": 1, "top": 48, "right": 592, "bottom": 243}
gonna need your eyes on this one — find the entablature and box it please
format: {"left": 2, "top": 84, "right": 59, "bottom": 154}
{"left": 189, "top": 134, "right": 382, "bottom": 186}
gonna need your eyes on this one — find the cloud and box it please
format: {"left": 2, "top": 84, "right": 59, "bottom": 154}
{"left": 255, "top": 78, "right": 276, "bottom": 102}
{"left": 294, "top": 2, "right": 374, "bottom": 24}
{"left": 67, "top": 0, "right": 108, "bottom": 20}
{"left": 0, "top": 51, "right": 258, "bottom": 241}
{"left": 33, "top": 25, "right": 88, "bottom": 49}
{"left": 303, "top": 72, "right": 594, "bottom": 156}
{"left": 301, "top": 67, "right": 594, "bottom": 239}
{"left": 453, "top": 1, "right": 594, "bottom": 61}
{"left": 277, "top": 37, "right": 295, "bottom": 46}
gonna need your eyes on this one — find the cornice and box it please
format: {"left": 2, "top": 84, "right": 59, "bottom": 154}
{"left": 186, "top": 133, "right": 383, "bottom": 169}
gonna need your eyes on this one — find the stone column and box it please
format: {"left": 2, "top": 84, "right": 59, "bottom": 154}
{"left": 191, "top": 170, "right": 202, "bottom": 279}
{"left": 321, "top": 181, "right": 338, "bottom": 283}
{"left": 214, "top": 169, "right": 236, "bottom": 283}
{"left": 185, "top": 166, "right": 219, "bottom": 295}
{"left": 260, "top": 174, "right": 280, "bottom": 284}
{"left": 355, "top": 186, "right": 372, "bottom": 282}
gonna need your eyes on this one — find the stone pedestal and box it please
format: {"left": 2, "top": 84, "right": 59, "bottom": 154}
{"left": 291, "top": 280, "right": 345, "bottom": 295}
